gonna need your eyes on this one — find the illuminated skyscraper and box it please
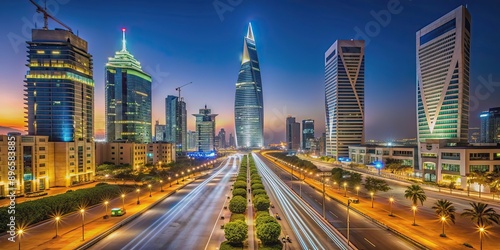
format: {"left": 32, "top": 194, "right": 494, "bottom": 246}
{"left": 286, "top": 116, "right": 300, "bottom": 151}
{"left": 234, "top": 23, "right": 264, "bottom": 148}
{"left": 302, "top": 119, "right": 315, "bottom": 149}
{"left": 324, "top": 40, "right": 365, "bottom": 160}
{"left": 165, "top": 95, "right": 187, "bottom": 151}
{"left": 106, "top": 29, "right": 152, "bottom": 143}
{"left": 193, "top": 105, "right": 218, "bottom": 152}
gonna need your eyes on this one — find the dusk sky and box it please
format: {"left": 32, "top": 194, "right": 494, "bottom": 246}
{"left": 1, "top": 0, "right": 500, "bottom": 143}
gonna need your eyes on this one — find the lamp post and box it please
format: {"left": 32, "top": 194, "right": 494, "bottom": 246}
{"left": 176, "top": 174, "right": 179, "bottom": 184}
{"left": 182, "top": 171, "right": 185, "bottom": 182}
{"left": 291, "top": 165, "right": 294, "bottom": 189}
{"left": 343, "top": 182, "right": 347, "bottom": 197}
{"left": 370, "top": 192, "right": 374, "bottom": 208}
{"left": 104, "top": 200, "right": 109, "bottom": 219}
{"left": 148, "top": 184, "right": 152, "bottom": 197}
{"left": 17, "top": 229, "right": 23, "bottom": 250}
{"left": 168, "top": 177, "right": 172, "bottom": 187}
{"left": 160, "top": 180, "right": 164, "bottom": 192}
{"left": 347, "top": 199, "right": 351, "bottom": 246}
{"left": 121, "top": 194, "right": 125, "bottom": 210}
{"left": 136, "top": 188, "right": 141, "bottom": 205}
{"left": 412, "top": 205, "right": 417, "bottom": 226}
{"left": 356, "top": 186, "right": 360, "bottom": 197}
{"left": 54, "top": 216, "right": 60, "bottom": 238}
{"left": 187, "top": 169, "right": 191, "bottom": 179}
{"left": 80, "top": 209, "right": 85, "bottom": 241}
{"left": 440, "top": 216, "right": 446, "bottom": 237}
{"left": 322, "top": 175, "right": 326, "bottom": 218}
{"left": 479, "top": 227, "right": 485, "bottom": 250}
{"left": 389, "top": 197, "right": 394, "bottom": 216}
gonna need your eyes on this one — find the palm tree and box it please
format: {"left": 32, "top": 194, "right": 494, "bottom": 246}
{"left": 404, "top": 184, "right": 427, "bottom": 206}
{"left": 468, "top": 171, "right": 488, "bottom": 198}
{"left": 461, "top": 202, "right": 500, "bottom": 250}
{"left": 432, "top": 199, "right": 456, "bottom": 237}
{"left": 487, "top": 172, "right": 500, "bottom": 200}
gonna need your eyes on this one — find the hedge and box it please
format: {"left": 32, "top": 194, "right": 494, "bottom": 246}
{"left": 232, "top": 188, "right": 247, "bottom": 199}
{"left": 229, "top": 195, "right": 247, "bottom": 214}
{"left": 230, "top": 213, "right": 246, "bottom": 222}
{"left": 234, "top": 181, "right": 247, "bottom": 189}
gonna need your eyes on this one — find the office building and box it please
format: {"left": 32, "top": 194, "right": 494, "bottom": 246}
{"left": 228, "top": 133, "right": 235, "bottom": 148}
{"left": 154, "top": 121, "right": 167, "bottom": 142}
{"left": 218, "top": 128, "right": 227, "bottom": 149}
{"left": 234, "top": 23, "right": 264, "bottom": 148}
{"left": 324, "top": 40, "right": 365, "bottom": 160}
{"left": 193, "top": 105, "right": 218, "bottom": 152}
{"left": 95, "top": 142, "right": 147, "bottom": 170}
{"left": 286, "top": 116, "right": 300, "bottom": 151}
{"left": 480, "top": 107, "right": 500, "bottom": 143}
{"left": 165, "top": 95, "right": 187, "bottom": 151}
{"left": 187, "top": 130, "right": 197, "bottom": 151}
{"left": 469, "top": 127, "right": 480, "bottom": 143}
{"left": 105, "top": 29, "right": 152, "bottom": 143}
{"left": 349, "top": 145, "right": 419, "bottom": 172}
{"left": 147, "top": 142, "right": 176, "bottom": 165}
{"left": 25, "top": 28, "right": 96, "bottom": 186}
{"left": 302, "top": 119, "right": 315, "bottom": 149}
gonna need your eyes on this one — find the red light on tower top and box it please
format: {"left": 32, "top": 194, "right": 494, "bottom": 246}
{"left": 122, "top": 28, "right": 126, "bottom": 32}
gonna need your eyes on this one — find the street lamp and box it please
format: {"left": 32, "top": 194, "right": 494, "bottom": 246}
{"left": 104, "top": 200, "right": 109, "bottom": 219}
{"left": 440, "top": 216, "right": 446, "bottom": 237}
{"left": 389, "top": 197, "right": 394, "bottom": 216}
{"left": 479, "top": 227, "right": 485, "bottom": 250}
{"left": 168, "top": 177, "right": 172, "bottom": 187}
{"left": 80, "top": 209, "right": 85, "bottom": 241}
{"left": 356, "top": 186, "right": 360, "bottom": 197}
{"left": 412, "top": 205, "right": 417, "bottom": 226}
{"left": 148, "top": 184, "right": 152, "bottom": 197}
{"left": 370, "top": 192, "right": 374, "bottom": 208}
{"left": 136, "top": 188, "right": 141, "bottom": 205}
{"left": 54, "top": 216, "right": 60, "bottom": 238}
{"left": 17, "top": 229, "right": 23, "bottom": 250}
{"left": 347, "top": 199, "right": 351, "bottom": 246}
{"left": 160, "top": 180, "right": 164, "bottom": 192}
{"left": 181, "top": 171, "right": 185, "bottom": 181}
{"left": 322, "top": 175, "right": 326, "bottom": 218}
{"left": 176, "top": 174, "right": 179, "bottom": 184}
{"left": 121, "top": 194, "right": 125, "bottom": 210}
{"left": 343, "top": 182, "right": 347, "bottom": 197}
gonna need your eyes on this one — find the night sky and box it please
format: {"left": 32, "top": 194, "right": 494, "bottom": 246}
{"left": 1, "top": 0, "right": 500, "bottom": 144}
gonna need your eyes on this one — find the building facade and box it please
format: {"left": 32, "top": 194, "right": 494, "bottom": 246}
{"left": 147, "top": 142, "right": 176, "bottom": 165}
{"left": 154, "top": 121, "right": 166, "bottom": 142}
{"left": 218, "top": 128, "right": 227, "bottom": 149}
{"left": 193, "top": 106, "right": 218, "bottom": 152}
{"left": 349, "top": 145, "right": 419, "bottom": 171}
{"left": 186, "top": 130, "right": 197, "bottom": 151}
{"left": 286, "top": 116, "right": 301, "bottom": 151}
{"left": 95, "top": 142, "right": 147, "bottom": 170}
{"left": 228, "top": 133, "right": 235, "bottom": 148}
{"left": 234, "top": 23, "right": 264, "bottom": 148}
{"left": 165, "top": 95, "right": 187, "bottom": 151}
{"left": 324, "top": 40, "right": 365, "bottom": 160}
{"left": 480, "top": 107, "right": 500, "bottom": 143}
{"left": 105, "top": 29, "right": 152, "bottom": 143}
{"left": 302, "top": 119, "right": 315, "bottom": 150}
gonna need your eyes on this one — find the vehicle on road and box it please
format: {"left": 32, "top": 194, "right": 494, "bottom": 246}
{"left": 111, "top": 208, "right": 126, "bottom": 216}
{"left": 348, "top": 197, "right": 359, "bottom": 204}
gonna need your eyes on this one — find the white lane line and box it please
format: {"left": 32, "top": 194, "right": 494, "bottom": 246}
{"left": 364, "top": 238, "right": 376, "bottom": 247}
{"left": 329, "top": 211, "right": 339, "bottom": 218}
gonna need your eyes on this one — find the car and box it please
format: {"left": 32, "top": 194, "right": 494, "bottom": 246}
{"left": 348, "top": 197, "right": 359, "bottom": 204}
{"left": 111, "top": 208, "right": 126, "bottom": 216}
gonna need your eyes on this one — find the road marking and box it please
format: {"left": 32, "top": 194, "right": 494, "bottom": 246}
{"left": 364, "top": 238, "right": 376, "bottom": 247}
{"left": 314, "top": 199, "right": 321, "bottom": 205}
{"left": 328, "top": 211, "right": 338, "bottom": 218}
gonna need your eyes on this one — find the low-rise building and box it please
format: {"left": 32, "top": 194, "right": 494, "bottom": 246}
{"left": 147, "top": 142, "right": 176, "bottom": 165}
{"left": 95, "top": 142, "right": 147, "bottom": 170}
{"left": 349, "top": 145, "right": 418, "bottom": 169}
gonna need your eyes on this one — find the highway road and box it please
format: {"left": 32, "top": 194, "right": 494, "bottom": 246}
{"left": 256, "top": 153, "right": 419, "bottom": 250}
{"left": 89, "top": 155, "right": 239, "bottom": 250}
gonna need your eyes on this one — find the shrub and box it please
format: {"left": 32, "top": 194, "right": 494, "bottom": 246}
{"left": 219, "top": 241, "right": 242, "bottom": 250}
{"left": 251, "top": 183, "right": 264, "bottom": 191}
{"left": 224, "top": 221, "right": 248, "bottom": 245}
{"left": 230, "top": 213, "right": 246, "bottom": 222}
{"left": 256, "top": 221, "right": 281, "bottom": 244}
{"left": 256, "top": 215, "right": 276, "bottom": 227}
{"left": 252, "top": 189, "right": 267, "bottom": 197}
{"left": 254, "top": 196, "right": 270, "bottom": 211}
{"left": 255, "top": 194, "right": 269, "bottom": 200}
{"left": 229, "top": 196, "right": 247, "bottom": 214}
{"left": 255, "top": 211, "right": 270, "bottom": 219}
{"left": 234, "top": 181, "right": 247, "bottom": 189}
{"left": 232, "top": 188, "right": 247, "bottom": 199}
{"left": 95, "top": 182, "right": 108, "bottom": 187}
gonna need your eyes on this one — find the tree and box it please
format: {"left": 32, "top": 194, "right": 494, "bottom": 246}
{"left": 404, "top": 184, "right": 427, "bottom": 206}
{"left": 363, "top": 177, "right": 391, "bottom": 194}
{"left": 432, "top": 199, "right": 456, "bottom": 236}
{"left": 232, "top": 188, "right": 247, "bottom": 199}
{"left": 229, "top": 196, "right": 247, "bottom": 214}
{"left": 331, "top": 168, "right": 345, "bottom": 189}
{"left": 224, "top": 221, "right": 248, "bottom": 245}
{"left": 461, "top": 202, "right": 500, "bottom": 228}
{"left": 345, "top": 172, "right": 363, "bottom": 189}
{"left": 256, "top": 215, "right": 276, "bottom": 227}
{"left": 234, "top": 181, "right": 247, "bottom": 189}
{"left": 487, "top": 172, "right": 500, "bottom": 200}
{"left": 254, "top": 196, "right": 270, "bottom": 211}
{"left": 468, "top": 171, "right": 489, "bottom": 198}
{"left": 256, "top": 222, "right": 281, "bottom": 245}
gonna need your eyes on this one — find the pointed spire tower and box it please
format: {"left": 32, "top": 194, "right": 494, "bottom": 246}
{"left": 234, "top": 23, "right": 264, "bottom": 148}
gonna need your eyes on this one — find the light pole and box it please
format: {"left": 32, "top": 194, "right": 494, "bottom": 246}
{"left": 343, "top": 182, "right": 347, "bottom": 197}
{"left": 440, "top": 216, "right": 446, "bottom": 237}
{"left": 54, "top": 216, "right": 60, "bottom": 238}
{"left": 412, "top": 205, "right": 417, "bottom": 226}
{"left": 136, "top": 188, "right": 141, "bottom": 205}
{"left": 322, "top": 175, "right": 326, "bottom": 218}
{"left": 347, "top": 200, "right": 351, "bottom": 246}
{"left": 182, "top": 171, "right": 185, "bottom": 181}
{"left": 168, "top": 177, "right": 172, "bottom": 187}
{"left": 356, "top": 186, "right": 360, "bottom": 197}
{"left": 479, "top": 227, "right": 485, "bottom": 250}
{"left": 160, "top": 180, "right": 164, "bottom": 192}
{"left": 389, "top": 197, "right": 394, "bottom": 216}
{"left": 121, "top": 194, "right": 125, "bottom": 210}
{"left": 104, "top": 200, "right": 109, "bottom": 219}
{"left": 17, "top": 229, "right": 23, "bottom": 250}
{"left": 176, "top": 174, "right": 179, "bottom": 184}
{"left": 148, "top": 184, "right": 152, "bottom": 197}
{"left": 80, "top": 209, "right": 85, "bottom": 241}
{"left": 291, "top": 165, "right": 294, "bottom": 189}
{"left": 370, "top": 192, "right": 374, "bottom": 208}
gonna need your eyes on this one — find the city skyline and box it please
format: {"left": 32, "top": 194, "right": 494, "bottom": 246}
{"left": 2, "top": 1, "right": 500, "bottom": 144}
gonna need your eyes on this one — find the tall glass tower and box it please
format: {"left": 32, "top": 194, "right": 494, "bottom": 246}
{"left": 324, "top": 40, "right": 365, "bottom": 160}
{"left": 234, "top": 23, "right": 264, "bottom": 148}
{"left": 165, "top": 95, "right": 187, "bottom": 151}
{"left": 105, "top": 29, "right": 152, "bottom": 143}
{"left": 26, "top": 29, "right": 94, "bottom": 142}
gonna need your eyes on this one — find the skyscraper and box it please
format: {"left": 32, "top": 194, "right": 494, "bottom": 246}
{"left": 218, "top": 128, "right": 227, "bottom": 149}
{"left": 286, "top": 116, "right": 301, "bottom": 151}
{"left": 234, "top": 23, "right": 264, "bottom": 148}
{"left": 416, "top": 6, "right": 471, "bottom": 144}
{"left": 187, "top": 130, "right": 197, "bottom": 151}
{"left": 165, "top": 95, "right": 187, "bottom": 151}
{"left": 193, "top": 105, "right": 218, "bottom": 152}
{"left": 302, "top": 119, "right": 315, "bottom": 149}
{"left": 480, "top": 107, "right": 500, "bottom": 143}
{"left": 105, "top": 29, "right": 152, "bottom": 143}
{"left": 154, "top": 120, "right": 166, "bottom": 142}
{"left": 229, "top": 133, "right": 235, "bottom": 148}
{"left": 26, "top": 29, "right": 94, "bottom": 142}
{"left": 324, "top": 40, "right": 365, "bottom": 160}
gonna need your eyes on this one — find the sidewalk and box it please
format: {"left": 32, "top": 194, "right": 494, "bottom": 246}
{"left": 264, "top": 153, "right": 499, "bottom": 250}
{"left": 247, "top": 156, "right": 256, "bottom": 250}
{"left": 0, "top": 177, "right": 197, "bottom": 250}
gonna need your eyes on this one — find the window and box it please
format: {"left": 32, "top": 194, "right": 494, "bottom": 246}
{"left": 70, "top": 155, "right": 75, "bottom": 159}
{"left": 470, "top": 165, "right": 489, "bottom": 172}
{"left": 420, "top": 19, "right": 456, "bottom": 45}
{"left": 424, "top": 163, "right": 436, "bottom": 170}
{"left": 470, "top": 153, "right": 490, "bottom": 161}
{"left": 39, "top": 163, "right": 46, "bottom": 168}
{"left": 421, "top": 153, "right": 437, "bottom": 158}
{"left": 442, "top": 163, "right": 460, "bottom": 172}
{"left": 87, "top": 160, "right": 90, "bottom": 163}
{"left": 494, "top": 165, "right": 500, "bottom": 172}
{"left": 441, "top": 152, "right": 460, "bottom": 160}
{"left": 70, "top": 162, "right": 74, "bottom": 166}
{"left": 494, "top": 153, "right": 500, "bottom": 160}
{"left": 39, "top": 155, "right": 46, "bottom": 159}
{"left": 70, "top": 147, "right": 74, "bottom": 151}
{"left": 39, "top": 171, "right": 46, "bottom": 175}
{"left": 39, "top": 147, "right": 46, "bottom": 151}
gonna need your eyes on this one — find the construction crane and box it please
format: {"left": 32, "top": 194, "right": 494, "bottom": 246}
{"left": 29, "top": 0, "right": 73, "bottom": 33}
{"left": 175, "top": 82, "right": 192, "bottom": 100}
